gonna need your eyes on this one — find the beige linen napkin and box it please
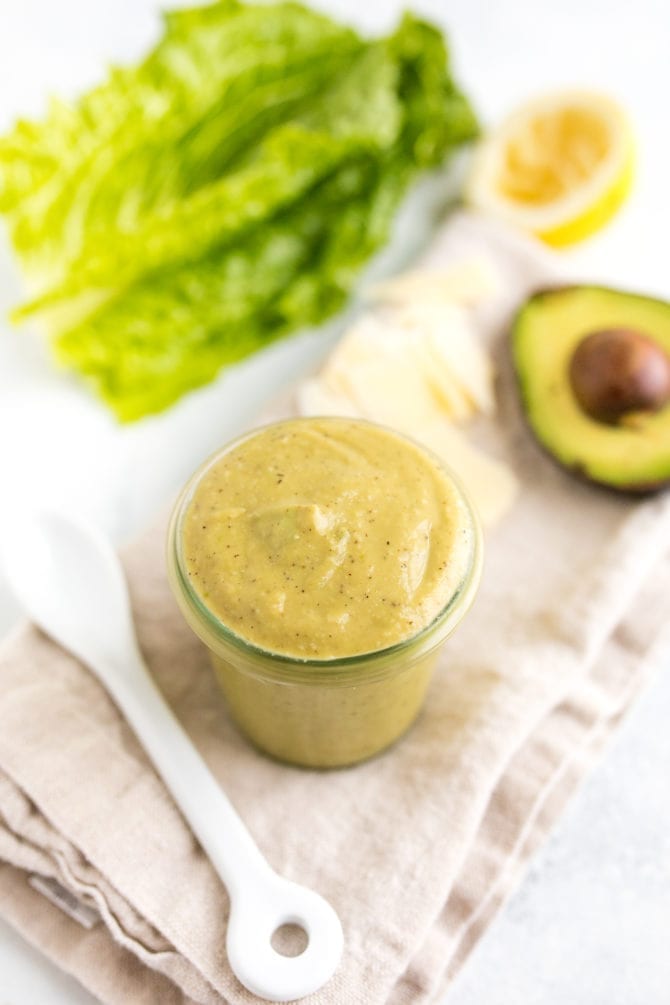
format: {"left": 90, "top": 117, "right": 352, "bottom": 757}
{"left": 1, "top": 212, "right": 669, "bottom": 1005}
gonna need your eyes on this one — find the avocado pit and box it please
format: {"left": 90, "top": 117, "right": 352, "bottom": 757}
{"left": 568, "top": 327, "right": 670, "bottom": 425}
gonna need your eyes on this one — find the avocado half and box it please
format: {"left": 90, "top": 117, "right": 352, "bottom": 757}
{"left": 512, "top": 285, "right": 670, "bottom": 492}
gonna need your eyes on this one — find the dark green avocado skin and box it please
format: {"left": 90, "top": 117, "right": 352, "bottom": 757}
{"left": 511, "top": 284, "right": 670, "bottom": 495}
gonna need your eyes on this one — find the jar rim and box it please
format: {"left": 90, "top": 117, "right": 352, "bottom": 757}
{"left": 167, "top": 417, "right": 483, "bottom": 674}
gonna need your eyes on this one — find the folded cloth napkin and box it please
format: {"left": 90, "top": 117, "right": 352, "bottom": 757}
{"left": 1, "top": 212, "right": 669, "bottom": 1005}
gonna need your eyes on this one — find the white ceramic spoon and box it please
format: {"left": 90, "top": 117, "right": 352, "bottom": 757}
{"left": 1, "top": 510, "right": 343, "bottom": 1002}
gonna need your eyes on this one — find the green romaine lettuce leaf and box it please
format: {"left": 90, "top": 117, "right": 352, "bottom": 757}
{"left": 2, "top": 1, "right": 363, "bottom": 281}
{"left": 0, "top": 2, "right": 478, "bottom": 420}
{"left": 14, "top": 42, "right": 401, "bottom": 327}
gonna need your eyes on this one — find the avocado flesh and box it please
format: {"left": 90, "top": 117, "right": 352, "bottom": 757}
{"left": 512, "top": 285, "right": 670, "bottom": 490}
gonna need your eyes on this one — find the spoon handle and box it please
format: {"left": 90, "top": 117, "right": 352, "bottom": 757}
{"left": 101, "top": 649, "right": 343, "bottom": 1002}
{"left": 103, "top": 648, "right": 270, "bottom": 896}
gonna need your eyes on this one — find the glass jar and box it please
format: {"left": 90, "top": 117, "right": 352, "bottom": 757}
{"left": 167, "top": 421, "right": 483, "bottom": 769}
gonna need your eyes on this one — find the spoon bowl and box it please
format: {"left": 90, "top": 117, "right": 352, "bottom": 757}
{"left": 2, "top": 510, "right": 137, "bottom": 670}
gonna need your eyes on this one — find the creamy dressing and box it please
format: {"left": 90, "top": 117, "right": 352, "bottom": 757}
{"left": 182, "top": 418, "right": 474, "bottom": 660}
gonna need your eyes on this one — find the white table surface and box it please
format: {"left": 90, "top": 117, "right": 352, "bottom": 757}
{"left": 1, "top": 1, "right": 669, "bottom": 1002}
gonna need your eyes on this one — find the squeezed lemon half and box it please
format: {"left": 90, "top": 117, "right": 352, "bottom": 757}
{"left": 466, "top": 90, "right": 634, "bottom": 246}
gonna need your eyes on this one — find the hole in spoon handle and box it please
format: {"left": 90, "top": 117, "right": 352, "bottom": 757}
{"left": 226, "top": 877, "right": 343, "bottom": 1002}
